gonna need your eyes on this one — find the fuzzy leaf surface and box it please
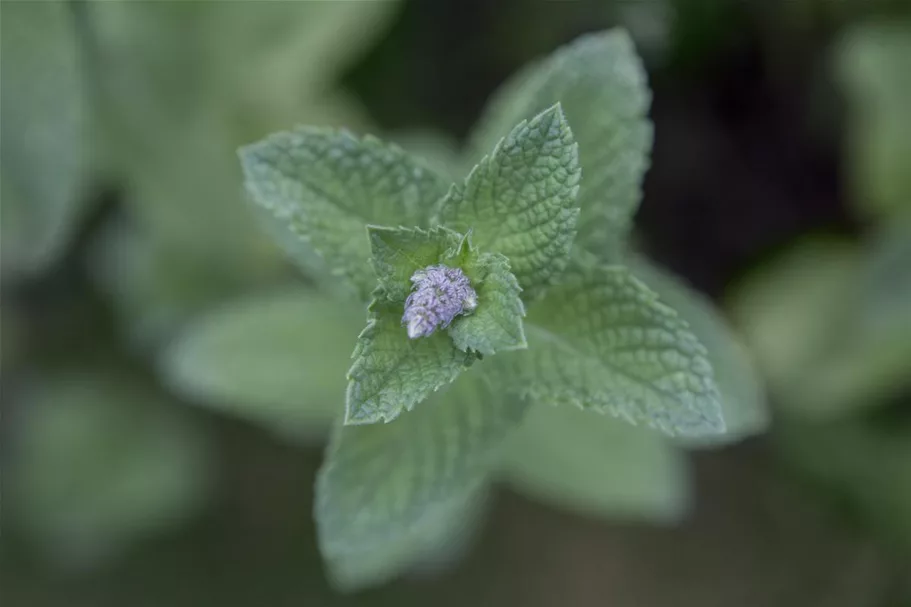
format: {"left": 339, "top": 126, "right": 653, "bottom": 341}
{"left": 492, "top": 262, "right": 725, "bottom": 437}
{"left": 436, "top": 103, "right": 580, "bottom": 296}
{"left": 345, "top": 295, "right": 476, "bottom": 424}
{"left": 239, "top": 128, "right": 449, "bottom": 298}
{"left": 468, "top": 29, "right": 652, "bottom": 260}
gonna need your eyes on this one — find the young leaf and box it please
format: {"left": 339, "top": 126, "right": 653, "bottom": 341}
{"left": 239, "top": 128, "right": 450, "bottom": 299}
{"left": 161, "top": 288, "right": 360, "bottom": 443}
{"left": 345, "top": 295, "right": 477, "bottom": 424}
{"left": 435, "top": 103, "right": 581, "bottom": 297}
{"left": 502, "top": 404, "right": 690, "bottom": 523}
{"left": 468, "top": 29, "right": 652, "bottom": 260}
{"left": 492, "top": 262, "right": 725, "bottom": 437}
{"left": 448, "top": 252, "right": 527, "bottom": 355}
{"left": 628, "top": 256, "right": 769, "bottom": 447}
{"left": 367, "top": 225, "right": 464, "bottom": 302}
{"left": 317, "top": 372, "right": 526, "bottom": 588}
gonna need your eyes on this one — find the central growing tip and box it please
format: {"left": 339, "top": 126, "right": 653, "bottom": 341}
{"left": 402, "top": 265, "right": 477, "bottom": 339}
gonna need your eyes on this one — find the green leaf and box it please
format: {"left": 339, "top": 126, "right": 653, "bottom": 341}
{"left": 317, "top": 371, "right": 526, "bottom": 589}
{"left": 836, "top": 22, "right": 911, "bottom": 219}
{"left": 435, "top": 103, "right": 581, "bottom": 296}
{"left": 327, "top": 487, "right": 488, "bottom": 591}
{"left": 468, "top": 29, "right": 652, "bottom": 260}
{"left": 89, "top": 218, "right": 268, "bottom": 352}
{"left": 9, "top": 370, "right": 212, "bottom": 567}
{"left": 492, "top": 262, "right": 725, "bottom": 437}
{"left": 729, "top": 235, "right": 911, "bottom": 419}
{"left": 628, "top": 257, "right": 768, "bottom": 447}
{"left": 367, "top": 225, "right": 464, "bottom": 302}
{"left": 239, "top": 128, "right": 451, "bottom": 299}
{"left": 161, "top": 289, "right": 360, "bottom": 443}
{"left": 502, "top": 404, "right": 690, "bottom": 523}
{"left": 345, "top": 295, "right": 477, "bottom": 424}
{"left": 448, "top": 252, "right": 527, "bottom": 355}
{"left": 1, "top": 0, "right": 93, "bottom": 280}
{"left": 729, "top": 237, "right": 861, "bottom": 407}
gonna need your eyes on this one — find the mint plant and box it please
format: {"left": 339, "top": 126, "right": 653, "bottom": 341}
{"left": 239, "top": 29, "right": 741, "bottom": 590}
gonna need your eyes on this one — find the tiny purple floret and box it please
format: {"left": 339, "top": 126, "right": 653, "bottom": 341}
{"left": 402, "top": 265, "right": 477, "bottom": 339}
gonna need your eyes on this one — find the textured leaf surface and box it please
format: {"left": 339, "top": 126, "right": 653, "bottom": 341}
{"left": 345, "top": 296, "right": 477, "bottom": 424}
{"left": 317, "top": 371, "right": 526, "bottom": 588}
{"left": 492, "top": 262, "right": 724, "bottom": 437}
{"left": 468, "top": 29, "right": 652, "bottom": 260}
{"left": 436, "top": 103, "right": 581, "bottom": 295}
{"left": 239, "top": 128, "right": 450, "bottom": 299}
{"left": 162, "top": 289, "right": 359, "bottom": 443}
{"left": 502, "top": 404, "right": 690, "bottom": 522}
{"left": 629, "top": 257, "right": 768, "bottom": 447}
{"left": 448, "top": 253, "right": 527, "bottom": 355}
{"left": 1, "top": 0, "right": 92, "bottom": 279}
{"left": 368, "top": 225, "right": 464, "bottom": 301}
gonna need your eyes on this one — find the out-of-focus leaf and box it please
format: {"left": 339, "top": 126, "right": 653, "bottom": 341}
{"left": 629, "top": 257, "right": 769, "bottom": 447}
{"left": 502, "top": 404, "right": 690, "bottom": 523}
{"left": 89, "top": 218, "right": 276, "bottom": 352}
{"left": 328, "top": 487, "right": 489, "bottom": 591}
{"left": 392, "top": 130, "right": 462, "bottom": 182}
{"left": 316, "top": 371, "right": 527, "bottom": 590}
{"left": 88, "top": 0, "right": 394, "bottom": 279}
{"left": 8, "top": 371, "right": 212, "bottom": 570}
{"left": 777, "top": 416, "right": 911, "bottom": 554}
{"left": 732, "top": 234, "right": 911, "bottom": 418}
{"left": 729, "top": 238, "right": 861, "bottom": 413}
{"left": 162, "top": 289, "right": 360, "bottom": 443}
{"left": 836, "top": 21, "right": 911, "bottom": 219}
{"left": 0, "top": 0, "right": 93, "bottom": 279}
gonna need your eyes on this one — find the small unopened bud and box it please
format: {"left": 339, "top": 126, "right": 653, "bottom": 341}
{"left": 402, "top": 265, "right": 477, "bottom": 339}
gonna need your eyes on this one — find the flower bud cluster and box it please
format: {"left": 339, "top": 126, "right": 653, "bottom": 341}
{"left": 402, "top": 265, "right": 477, "bottom": 338}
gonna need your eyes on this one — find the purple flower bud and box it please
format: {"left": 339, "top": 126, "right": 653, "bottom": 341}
{"left": 402, "top": 265, "right": 477, "bottom": 339}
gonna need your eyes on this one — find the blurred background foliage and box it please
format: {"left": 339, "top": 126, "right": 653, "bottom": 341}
{"left": 2, "top": 0, "right": 910, "bottom": 605}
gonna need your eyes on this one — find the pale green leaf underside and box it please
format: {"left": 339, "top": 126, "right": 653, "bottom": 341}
{"left": 492, "top": 262, "right": 725, "bottom": 437}
{"left": 345, "top": 295, "right": 476, "bottom": 424}
{"left": 502, "top": 404, "right": 690, "bottom": 523}
{"left": 326, "top": 487, "right": 487, "bottom": 591}
{"left": 448, "top": 252, "right": 527, "bottom": 355}
{"left": 239, "top": 127, "right": 450, "bottom": 299}
{"left": 1, "top": 0, "right": 92, "bottom": 279}
{"left": 628, "top": 256, "right": 768, "bottom": 447}
{"left": 162, "top": 288, "right": 359, "bottom": 443}
{"left": 436, "top": 103, "right": 581, "bottom": 296}
{"left": 318, "top": 372, "right": 526, "bottom": 584}
{"left": 468, "top": 29, "right": 652, "bottom": 260}
{"left": 367, "top": 224, "right": 464, "bottom": 302}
